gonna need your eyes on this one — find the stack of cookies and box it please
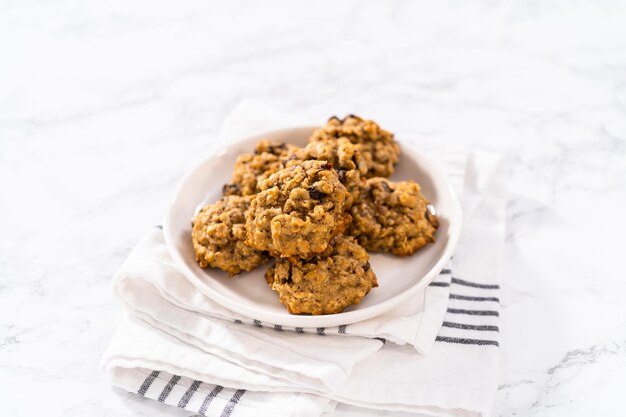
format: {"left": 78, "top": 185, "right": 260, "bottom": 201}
{"left": 192, "top": 115, "right": 439, "bottom": 315}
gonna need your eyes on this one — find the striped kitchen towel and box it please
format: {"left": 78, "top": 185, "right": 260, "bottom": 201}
{"left": 103, "top": 266, "right": 501, "bottom": 417}
{"left": 101, "top": 147, "right": 506, "bottom": 417}
{"left": 101, "top": 103, "right": 506, "bottom": 416}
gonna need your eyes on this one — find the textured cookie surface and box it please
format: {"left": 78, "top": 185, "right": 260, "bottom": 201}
{"left": 265, "top": 235, "right": 378, "bottom": 314}
{"left": 309, "top": 115, "right": 400, "bottom": 178}
{"left": 223, "top": 140, "right": 302, "bottom": 196}
{"left": 245, "top": 160, "right": 350, "bottom": 259}
{"left": 348, "top": 177, "right": 438, "bottom": 256}
{"left": 192, "top": 195, "right": 269, "bottom": 276}
{"left": 301, "top": 138, "right": 367, "bottom": 209}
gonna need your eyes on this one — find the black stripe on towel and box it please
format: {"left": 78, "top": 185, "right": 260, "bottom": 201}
{"left": 295, "top": 327, "right": 304, "bottom": 333}
{"left": 158, "top": 375, "right": 181, "bottom": 402}
{"left": 253, "top": 319, "right": 262, "bottom": 327}
{"left": 317, "top": 327, "right": 325, "bottom": 336}
{"left": 447, "top": 308, "right": 499, "bottom": 317}
{"left": 451, "top": 277, "right": 500, "bottom": 289}
{"left": 221, "top": 389, "right": 246, "bottom": 417}
{"left": 178, "top": 380, "right": 202, "bottom": 408}
{"left": 442, "top": 321, "right": 499, "bottom": 332}
{"left": 450, "top": 293, "right": 500, "bottom": 302}
{"left": 338, "top": 325, "right": 347, "bottom": 334}
{"left": 436, "top": 336, "right": 499, "bottom": 347}
{"left": 137, "top": 370, "right": 160, "bottom": 396}
{"left": 234, "top": 319, "right": 243, "bottom": 324}
{"left": 440, "top": 268, "right": 452, "bottom": 274}
{"left": 198, "top": 385, "right": 224, "bottom": 416}
{"left": 273, "top": 324, "right": 283, "bottom": 331}
{"left": 429, "top": 282, "right": 450, "bottom": 287}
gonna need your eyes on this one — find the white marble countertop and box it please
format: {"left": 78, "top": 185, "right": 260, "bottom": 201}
{"left": 1, "top": 1, "right": 625, "bottom": 416}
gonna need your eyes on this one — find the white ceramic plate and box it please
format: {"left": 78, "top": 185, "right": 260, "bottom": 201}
{"left": 164, "top": 127, "right": 462, "bottom": 328}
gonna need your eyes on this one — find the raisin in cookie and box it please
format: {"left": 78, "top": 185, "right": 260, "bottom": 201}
{"left": 348, "top": 177, "right": 438, "bottom": 256}
{"left": 223, "top": 139, "right": 302, "bottom": 196}
{"left": 192, "top": 195, "right": 269, "bottom": 276}
{"left": 265, "top": 235, "right": 377, "bottom": 315}
{"left": 245, "top": 160, "right": 351, "bottom": 260}
{"left": 309, "top": 115, "right": 400, "bottom": 178}
{"left": 301, "top": 138, "right": 367, "bottom": 208}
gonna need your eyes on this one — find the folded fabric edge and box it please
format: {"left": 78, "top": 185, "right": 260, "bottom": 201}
{"left": 414, "top": 265, "right": 454, "bottom": 354}
{"left": 130, "top": 306, "right": 362, "bottom": 392}
{"left": 103, "top": 366, "right": 337, "bottom": 417}
{"left": 333, "top": 381, "right": 494, "bottom": 417}
{"left": 102, "top": 361, "right": 492, "bottom": 417}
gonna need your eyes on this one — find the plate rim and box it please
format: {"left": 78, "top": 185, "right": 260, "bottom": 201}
{"left": 163, "top": 126, "right": 463, "bottom": 328}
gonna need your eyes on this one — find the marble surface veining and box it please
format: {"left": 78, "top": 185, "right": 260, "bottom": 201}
{"left": 1, "top": 1, "right": 625, "bottom": 416}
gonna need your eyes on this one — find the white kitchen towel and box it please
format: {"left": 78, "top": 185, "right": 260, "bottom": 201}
{"left": 101, "top": 103, "right": 506, "bottom": 417}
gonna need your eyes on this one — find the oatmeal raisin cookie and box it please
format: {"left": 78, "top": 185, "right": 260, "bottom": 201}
{"left": 223, "top": 139, "right": 301, "bottom": 196}
{"left": 265, "top": 235, "right": 377, "bottom": 314}
{"left": 348, "top": 177, "right": 438, "bottom": 256}
{"left": 245, "top": 160, "right": 351, "bottom": 260}
{"left": 192, "top": 195, "right": 269, "bottom": 276}
{"left": 309, "top": 115, "right": 400, "bottom": 178}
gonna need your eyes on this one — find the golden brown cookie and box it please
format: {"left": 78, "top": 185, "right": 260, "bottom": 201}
{"left": 192, "top": 195, "right": 269, "bottom": 276}
{"left": 245, "top": 160, "right": 351, "bottom": 260}
{"left": 301, "top": 138, "right": 367, "bottom": 209}
{"left": 309, "top": 115, "right": 400, "bottom": 178}
{"left": 265, "top": 235, "right": 378, "bottom": 315}
{"left": 348, "top": 177, "right": 438, "bottom": 256}
{"left": 223, "top": 139, "right": 302, "bottom": 196}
